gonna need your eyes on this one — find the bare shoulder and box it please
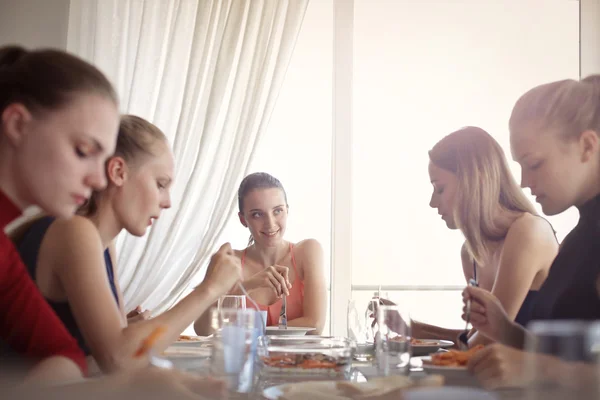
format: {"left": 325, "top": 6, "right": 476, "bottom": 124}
{"left": 505, "top": 213, "right": 556, "bottom": 247}
{"left": 233, "top": 248, "right": 245, "bottom": 260}
{"left": 45, "top": 216, "right": 103, "bottom": 253}
{"left": 293, "top": 238, "right": 323, "bottom": 256}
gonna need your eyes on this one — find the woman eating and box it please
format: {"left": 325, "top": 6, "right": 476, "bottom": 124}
{"left": 14, "top": 115, "right": 242, "bottom": 374}
{"left": 195, "top": 172, "right": 327, "bottom": 335}
{"left": 0, "top": 44, "right": 119, "bottom": 381}
{"left": 463, "top": 75, "right": 600, "bottom": 390}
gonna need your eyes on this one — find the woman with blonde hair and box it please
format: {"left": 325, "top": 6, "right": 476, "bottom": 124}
{"left": 463, "top": 75, "right": 600, "bottom": 391}
{"left": 13, "top": 114, "right": 241, "bottom": 374}
{"left": 403, "top": 126, "right": 558, "bottom": 347}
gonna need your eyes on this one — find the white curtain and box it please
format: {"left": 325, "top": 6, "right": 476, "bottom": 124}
{"left": 66, "top": 0, "right": 309, "bottom": 313}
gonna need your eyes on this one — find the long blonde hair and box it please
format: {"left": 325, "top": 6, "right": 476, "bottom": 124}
{"left": 509, "top": 74, "right": 600, "bottom": 142}
{"left": 429, "top": 126, "right": 537, "bottom": 265}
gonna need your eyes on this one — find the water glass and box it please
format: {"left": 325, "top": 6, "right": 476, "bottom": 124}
{"left": 376, "top": 304, "right": 411, "bottom": 376}
{"left": 347, "top": 299, "right": 366, "bottom": 342}
{"left": 218, "top": 295, "right": 247, "bottom": 310}
{"left": 524, "top": 320, "right": 600, "bottom": 399}
{"left": 210, "top": 308, "right": 256, "bottom": 393}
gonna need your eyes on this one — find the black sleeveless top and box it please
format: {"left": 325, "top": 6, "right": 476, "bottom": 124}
{"left": 529, "top": 194, "right": 600, "bottom": 322}
{"left": 17, "top": 216, "right": 120, "bottom": 355}
{"left": 472, "top": 261, "right": 537, "bottom": 327}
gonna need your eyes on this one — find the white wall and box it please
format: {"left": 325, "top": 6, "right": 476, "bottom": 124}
{"left": 581, "top": 0, "right": 600, "bottom": 77}
{"left": 0, "top": 0, "right": 70, "bottom": 49}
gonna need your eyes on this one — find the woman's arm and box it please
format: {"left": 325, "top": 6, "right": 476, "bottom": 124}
{"left": 468, "top": 343, "right": 598, "bottom": 391}
{"left": 107, "top": 241, "right": 127, "bottom": 325}
{"left": 24, "top": 356, "right": 83, "bottom": 384}
{"left": 287, "top": 239, "right": 327, "bottom": 334}
{"left": 0, "top": 234, "right": 86, "bottom": 380}
{"left": 468, "top": 215, "right": 557, "bottom": 347}
{"left": 45, "top": 218, "right": 240, "bottom": 373}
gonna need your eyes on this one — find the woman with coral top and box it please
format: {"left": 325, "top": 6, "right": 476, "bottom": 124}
{"left": 195, "top": 172, "right": 327, "bottom": 335}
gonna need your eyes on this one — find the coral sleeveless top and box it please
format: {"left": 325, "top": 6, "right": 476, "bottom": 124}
{"left": 241, "top": 243, "right": 304, "bottom": 326}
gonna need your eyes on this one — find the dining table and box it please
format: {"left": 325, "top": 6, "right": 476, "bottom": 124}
{"left": 163, "top": 336, "right": 569, "bottom": 400}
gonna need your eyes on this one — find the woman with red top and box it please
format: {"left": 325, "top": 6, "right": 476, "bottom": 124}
{"left": 0, "top": 45, "right": 238, "bottom": 398}
{"left": 0, "top": 45, "right": 120, "bottom": 380}
{"left": 195, "top": 172, "right": 327, "bottom": 335}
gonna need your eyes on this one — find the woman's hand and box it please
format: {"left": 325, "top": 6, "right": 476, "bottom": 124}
{"left": 462, "top": 286, "right": 518, "bottom": 344}
{"left": 127, "top": 306, "right": 151, "bottom": 324}
{"left": 369, "top": 298, "right": 408, "bottom": 334}
{"left": 244, "top": 265, "right": 292, "bottom": 297}
{"left": 467, "top": 343, "right": 528, "bottom": 390}
{"left": 203, "top": 243, "right": 243, "bottom": 297}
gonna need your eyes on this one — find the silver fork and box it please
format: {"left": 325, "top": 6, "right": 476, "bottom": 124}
{"left": 278, "top": 294, "right": 288, "bottom": 330}
{"left": 458, "top": 278, "right": 478, "bottom": 350}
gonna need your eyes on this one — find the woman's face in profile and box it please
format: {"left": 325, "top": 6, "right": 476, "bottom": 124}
{"left": 428, "top": 161, "right": 458, "bottom": 230}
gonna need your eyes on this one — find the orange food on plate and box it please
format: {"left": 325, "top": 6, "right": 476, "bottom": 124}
{"left": 410, "top": 338, "right": 439, "bottom": 346}
{"left": 429, "top": 345, "right": 484, "bottom": 367}
{"left": 178, "top": 335, "right": 199, "bottom": 341}
{"left": 261, "top": 354, "right": 344, "bottom": 370}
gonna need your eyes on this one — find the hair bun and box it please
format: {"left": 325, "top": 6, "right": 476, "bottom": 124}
{"left": 582, "top": 74, "right": 600, "bottom": 91}
{"left": 0, "top": 45, "right": 28, "bottom": 71}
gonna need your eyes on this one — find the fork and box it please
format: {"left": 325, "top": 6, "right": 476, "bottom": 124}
{"left": 278, "top": 294, "right": 288, "bottom": 330}
{"left": 458, "top": 278, "right": 479, "bottom": 350}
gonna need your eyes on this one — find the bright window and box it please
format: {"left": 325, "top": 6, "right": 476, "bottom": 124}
{"left": 350, "top": 0, "right": 580, "bottom": 329}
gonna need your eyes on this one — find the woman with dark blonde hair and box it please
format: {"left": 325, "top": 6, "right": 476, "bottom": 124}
{"left": 403, "top": 126, "right": 558, "bottom": 347}
{"left": 462, "top": 75, "right": 600, "bottom": 391}
{"left": 13, "top": 115, "right": 241, "bottom": 374}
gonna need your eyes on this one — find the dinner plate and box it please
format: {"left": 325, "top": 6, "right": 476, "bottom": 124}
{"left": 265, "top": 326, "right": 314, "bottom": 336}
{"left": 262, "top": 382, "right": 497, "bottom": 400}
{"left": 411, "top": 339, "right": 454, "bottom": 356}
{"left": 163, "top": 346, "right": 211, "bottom": 371}
{"left": 171, "top": 335, "right": 211, "bottom": 347}
{"left": 163, "top": 346, "right": 211, "bottom": 358}
{"left": 356, "top": 339, "right": 454, "bottom": 357}
{"left": 416, "top": 356, "right": 472, "bottom": 380}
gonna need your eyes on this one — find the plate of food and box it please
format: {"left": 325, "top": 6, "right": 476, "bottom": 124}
{"left": 171, "top": 334, "right": 211, "bottom": 347}
{"left": 262, "top": 374, "right": 451, "bottom": 399}
{"left": 259, "top": 336, "right": 353, "bottom": 378}
{"left": 410, "top": 338, "right": 454, "bottom": 356}
{"left": 416, "top": 345, "right": 484, "bottom": 380}
{"left": 265, "top": 326, "right": 314, "bottom": 336}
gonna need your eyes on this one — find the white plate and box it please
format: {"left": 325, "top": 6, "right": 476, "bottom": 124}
{"left": 265, "top": 326, "right": 314, "bottom": 336}
{"left": 411, "top": 339, "right": 454, "bottom": 356}
{"left": 263, "top": 383, "right": 497, "bottom": 400}
{"left": 163, "top": 346, "right": 211, "bottom": 358}
{"left": 171, "top": 336, "right": 211, "bottom": 347}
{"left": 416, "top": 356, "right": 474, "bottom": 382}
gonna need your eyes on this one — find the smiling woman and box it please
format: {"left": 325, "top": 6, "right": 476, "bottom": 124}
{"left": 194, "top": 172, "right": 327, "bottom": 335}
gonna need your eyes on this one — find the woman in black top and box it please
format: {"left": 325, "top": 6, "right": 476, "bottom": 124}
{"left": 463, "top": 75, "right": 600, "bottom": 390}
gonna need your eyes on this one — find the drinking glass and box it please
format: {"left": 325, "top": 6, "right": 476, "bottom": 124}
{"left": 210, "top": 308, "right": 256, "bottom": 393}
{"left": 218, "top": 295, "right": 247, "bottom": 310}
{"left": 376, "top": 304, "right": 411, "bottom": 376}
{"left": 524, "top": 320, "right": 600, "bottom": 400}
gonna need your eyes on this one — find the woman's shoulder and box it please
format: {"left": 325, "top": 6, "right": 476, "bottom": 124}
{"left": 293, "top": 238, "right": 323, "bottom": 254}
{"left": 43, "top": 215, "right": 102, "bottom": 251}
{"left": 233, "top": 248, "right": 245, "bottom": 259}
{"left": 292, "top": 239, "right": 323, "bottom": 268}
{"left": 508, "top": 213, "right": 555, "bottom": 241}
{"left": 503, "top": 212, "right": 558, "bottom": 254}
